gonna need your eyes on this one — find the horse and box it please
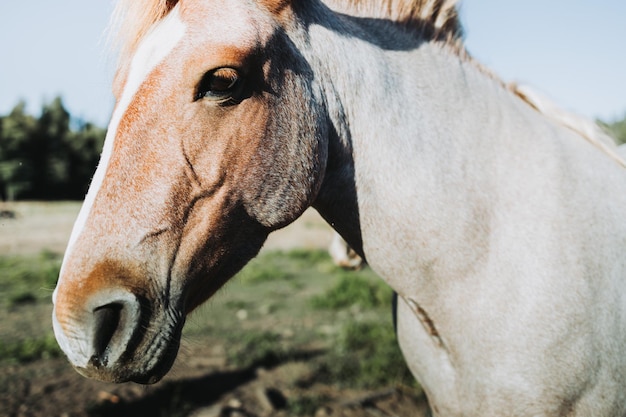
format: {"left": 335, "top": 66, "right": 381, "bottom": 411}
{"left": 52, "top": 0, "right": 626, "bottom": 415}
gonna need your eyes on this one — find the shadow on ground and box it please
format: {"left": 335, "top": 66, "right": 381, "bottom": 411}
{"left": 88, "top": 350, "right": 325, "bottom": 417}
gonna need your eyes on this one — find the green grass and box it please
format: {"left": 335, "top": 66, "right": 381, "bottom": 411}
{"left": 220, "top": 318, "right": 414, "bottom": 390}
{"left": 320, "top": 320, "right": 415, "bottom": 388}
{"left": 237, "top": 248, "right": 338, "bottom": 284}
{"left": 183, "top": 249, "right": 416, "bottom": 389}
{"left": 0, "top": 250, "right": 61, "bottom": 308}
{"left": 220, "top": 249, "right": 414, "bottom": 389}
{"left": 310, "top": 272, "right": 393, "bottom": 310}
{"left": 0, "top": 251, "right": 62, "bottom": 363}
{"left": 0, "top": 247, "right": 416, "bottom": 392}
{"left": 0, "top": 334, "right": 61, "bottom": 363}
{"left": 226, "top": 330, "right": 287, "bottom": 368}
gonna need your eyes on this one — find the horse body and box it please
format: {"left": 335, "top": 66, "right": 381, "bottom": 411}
{"left": 306, "top": 18, "right": 626, "bottom": 413}
{"left": 52, "top": 1, "right": 626, "bottom": 415}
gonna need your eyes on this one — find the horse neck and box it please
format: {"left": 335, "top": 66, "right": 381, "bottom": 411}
{"left": 304, "top": 14, "right": 615, "bottom": 289}
{"left": 306, "top": 17, "right": 500, "bottom": 243}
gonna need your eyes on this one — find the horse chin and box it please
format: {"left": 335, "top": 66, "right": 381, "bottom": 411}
{"left": 130, "top": 345, "right": 180, "bottom": 385}
{"left": 131, "top": 339, "right": 181, "bottom": 385}
{"left": 73, "top": 336, "right": 181, "bottom": 385}
{"left": 127, "top": 324, "right": 183, "bottom": 384}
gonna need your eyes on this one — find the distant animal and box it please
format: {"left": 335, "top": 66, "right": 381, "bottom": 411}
{"left": 52, "top": 0, "right": 626, "bottom": 415}
{"left": 329, "top": 232, "right": 364, "bottom": 270}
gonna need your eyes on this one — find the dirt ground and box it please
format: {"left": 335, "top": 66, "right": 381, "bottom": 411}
{"left": 0, "top": 203, "right": 430, "bottom": 417}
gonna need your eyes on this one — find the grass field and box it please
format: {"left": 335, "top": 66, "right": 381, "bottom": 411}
{"left": 0, "top": 245, "right": 413, "bottom": 386}
{"left": 0, "top": 201, "right": 80, "bottom": 256}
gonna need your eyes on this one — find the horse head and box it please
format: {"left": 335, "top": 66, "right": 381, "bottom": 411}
{"left": 52, "top": 0, "right": 329, "bottom": 384}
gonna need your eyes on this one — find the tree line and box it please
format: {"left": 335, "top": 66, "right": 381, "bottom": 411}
{"left": 0, "top": 97, "right": 105, "bottom": 201}
{"left": 0, "top": 97, "right": 625, "bottom": 201}
{"left": 602, "top": 117, "right": 626, "bottom": 146}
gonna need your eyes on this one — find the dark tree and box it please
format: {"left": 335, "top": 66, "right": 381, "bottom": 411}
{"left": 0, "top": 97, "right": 105, "bottom": 200}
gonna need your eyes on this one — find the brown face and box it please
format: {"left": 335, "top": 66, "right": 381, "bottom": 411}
{"left": 52, "top": 0, "right": 327, "bottom": 384}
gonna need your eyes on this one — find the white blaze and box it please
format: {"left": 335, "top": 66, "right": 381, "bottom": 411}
{"left": 53, "top": 7, "right": 187, "bottom": 302}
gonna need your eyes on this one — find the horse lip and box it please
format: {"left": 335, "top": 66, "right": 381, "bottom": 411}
{"left": 131, "top": 338, "right": 181, "bottom": 385}
{"left": 74, "top": 364, "right": 132, "bottom": 384}
{"left": 73, "top": 339, "right": 180, "bottom": 385}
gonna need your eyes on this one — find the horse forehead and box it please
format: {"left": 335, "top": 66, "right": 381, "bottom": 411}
{"left": 179, "top": 0, "right": 272, "bottom": 47}
{"left": 119, "top": 0, "right": 270, "bottom": 84}
{"left": 116, "top": 0, "right": 270, "bottom": 111}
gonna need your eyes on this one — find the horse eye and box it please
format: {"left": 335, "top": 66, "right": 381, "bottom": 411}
{"left": 195, "top": 68, "right": 242, "bottom": 101}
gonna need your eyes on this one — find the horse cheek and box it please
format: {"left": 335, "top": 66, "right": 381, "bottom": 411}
{"left": 242, "top": 110, "right": 326, "bottom": 229}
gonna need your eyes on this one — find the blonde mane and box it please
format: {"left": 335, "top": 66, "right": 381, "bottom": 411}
{"left": 332, "top": 0, "right": 463, "bottom": 46}
{"left": 109, "top": 0, "right": 178, "bottom": 68}
{"left": 109, "top": 0, "right": 462, "bottom": 67}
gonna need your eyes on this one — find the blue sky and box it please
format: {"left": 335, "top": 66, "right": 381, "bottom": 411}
{"left": 1, "top": 0, "right": 625, "bottom": 127}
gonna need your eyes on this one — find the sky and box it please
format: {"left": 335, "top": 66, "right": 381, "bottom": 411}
{"left": 1, "top": 0, "right": 625, "bottom": 127}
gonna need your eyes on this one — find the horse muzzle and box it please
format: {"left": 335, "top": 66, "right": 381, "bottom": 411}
{"left": 52, "top": 287, "right": 182, "bottom": 384}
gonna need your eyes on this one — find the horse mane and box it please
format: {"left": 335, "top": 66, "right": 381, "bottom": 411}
{"left": 109, "top": 0, "right": 462, "bottom": 66}
{"left": 108, "top": 0, "right": 178, "bottom": 67}
{"left": 509, "top": 83, "right": 626, "bottom": 168}
{"left": 329, "top": 0, "right": 463, "bottom": 46}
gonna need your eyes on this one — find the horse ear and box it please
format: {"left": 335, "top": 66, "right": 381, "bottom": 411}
{"left": 258, "top": 0, "right": 292, "bottom": 15}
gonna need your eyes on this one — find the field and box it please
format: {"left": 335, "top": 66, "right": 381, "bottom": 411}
{"left": 0, "top": 202, "right": 429, "bottom": 417}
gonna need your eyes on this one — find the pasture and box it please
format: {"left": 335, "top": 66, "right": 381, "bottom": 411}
{"left": 0, "top": 202, "right": 426, "bottom": 417}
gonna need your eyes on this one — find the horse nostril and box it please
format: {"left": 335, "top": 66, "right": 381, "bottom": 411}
{"left": 91, "top": 303, "right": 123, "bottom": 368}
